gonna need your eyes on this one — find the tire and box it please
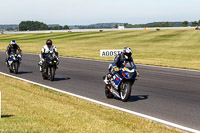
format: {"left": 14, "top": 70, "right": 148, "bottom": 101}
{"left": 9, "top": 68, "right": 13, "bottom": 73}
{"left": 42, "top": 67, "right": 48, "bottom": 80}
{"left": 13, "top": 62, "right": 18, "bottom": 74}
{"left": 49, "top": 67, "right": 55, "bottom": 81}
{"left": 9, "top": 63, "right": 13, "bottom": 73}
{"left": 120, "top": 81, "right": 131, "bottom": 102}
{"left": 105, "top": 85, "right": 114, "bottom": 98}
{"left": 42, "top": 73, "right": 48, "bottom": 80}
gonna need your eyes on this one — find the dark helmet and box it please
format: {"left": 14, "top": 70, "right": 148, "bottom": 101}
{"left": 123, "top": 47, "right": 132, "bottom": 59}
{"left": 46, "top": 39, "right": 52, "bottom": 48}
{"left": 10, "top": 40, "right": 17, "bottom": 45}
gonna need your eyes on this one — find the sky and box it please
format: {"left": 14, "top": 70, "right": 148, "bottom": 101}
{"left": 0, "top": 0, "right": 200, "bottom": 25}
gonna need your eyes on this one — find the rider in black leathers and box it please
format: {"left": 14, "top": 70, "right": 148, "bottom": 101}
{"left": 104, "top": 47, "right": 139, "bottom": 84}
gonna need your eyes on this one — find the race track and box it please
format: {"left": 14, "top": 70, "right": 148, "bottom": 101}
{"left": 0, "top": 52, "right": 200, "bottom": 131}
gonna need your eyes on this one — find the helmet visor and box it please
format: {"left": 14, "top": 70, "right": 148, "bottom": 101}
{"left": 47, "top": 44, "right": 52, "bottom": 48}
{"left": 124, "top": 53, "right": 132, "bottom": 58}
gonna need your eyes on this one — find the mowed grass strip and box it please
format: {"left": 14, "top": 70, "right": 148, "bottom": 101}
{"left": 0, "top": 29, "right": 200, "bottom": 70}
{"left": 0, "top": 74, "right": 184, "bottom": 133}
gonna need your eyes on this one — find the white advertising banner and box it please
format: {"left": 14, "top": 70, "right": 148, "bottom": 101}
{"left": 100, "top": 49, "right": 123, "bottom": 57}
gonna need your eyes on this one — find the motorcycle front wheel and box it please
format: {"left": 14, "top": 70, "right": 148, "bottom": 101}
{"left": 13, "top": 62, "right": 19, "bottom": 74}
{"left": 48, "top": 67, "right": 55, "bottom": 81}
{"left": 120, "top": 81, "right": 131, "bottom": 102}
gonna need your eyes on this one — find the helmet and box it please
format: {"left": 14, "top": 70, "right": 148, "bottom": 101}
{"left": 46, "top": 39, "right": 52, "bottom": 48}
{"left": 123, "top": 47, "right": 132, "bottom": 59}
{"left": 10, "top": 40, "right": 17, "bottom": 45}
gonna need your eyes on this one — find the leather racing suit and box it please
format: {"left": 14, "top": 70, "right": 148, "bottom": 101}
{"left": 39, "top": 44, "right": 59, "bottom": 71}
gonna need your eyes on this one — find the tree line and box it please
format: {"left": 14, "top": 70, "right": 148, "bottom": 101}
{"left": 19, "top": 21, "right": 69, "bottom": 31}
{"left": 181, "top": 20, "right": 200, "bottom": 27}
{"left": 123, "top": 21, "right": 200, "bottom": 28}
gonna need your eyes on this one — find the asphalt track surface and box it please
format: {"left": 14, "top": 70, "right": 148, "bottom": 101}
{"left": 0, "top": 52, "right": 200, "bottom": 131}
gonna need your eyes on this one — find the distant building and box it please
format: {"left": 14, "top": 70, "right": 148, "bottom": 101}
{"left": 118, "top": 24, "right": 125, "bottom": 29}
{"left": 0, "top": 25, "right": 18, "bottom": 31}
{"left": 48, "top": 24, "right": 60, "bottom": 28}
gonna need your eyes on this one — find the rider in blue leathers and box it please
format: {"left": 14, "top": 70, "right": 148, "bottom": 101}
{"left": 5, "top": 40, "right": 22, "bottom": 66}
{"left": 104, "top": 47, "right": 139, "bottom": 84}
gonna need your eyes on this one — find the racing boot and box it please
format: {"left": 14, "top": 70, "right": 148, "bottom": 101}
{"left": 104, "top": 73, "right": 112, "bottom": 85}
{"left": 39, "top": 66, "right": 43, "bottom": 72}
{"left": 5, "top": 59, "right": 9, "bottom": 67}
{"left": 38, "top": 61, "right": 43, "bottom": 72}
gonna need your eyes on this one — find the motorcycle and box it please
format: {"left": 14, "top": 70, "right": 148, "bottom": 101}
{"left": 103, "top": 67, "right": 137, "bottom": 102}
{"left": 41, "top": 53, "right": 58, "bottom": 81}
{"left": 6, "top": 52, "right": 21, "bottom": 74}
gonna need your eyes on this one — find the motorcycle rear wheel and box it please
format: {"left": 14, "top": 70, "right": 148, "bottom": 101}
{"left": 42, "top": 73, "right": 48, "bottom": 80}
{"left": 105, "top": 85, "right": 114, "bottom": 98}
{"left": 9, "top": 68, "right": 13, "bottom": 73}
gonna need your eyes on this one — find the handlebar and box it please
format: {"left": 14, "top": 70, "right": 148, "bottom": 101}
{"left": 121, "top": 67, "right": 135, "bottom": 73}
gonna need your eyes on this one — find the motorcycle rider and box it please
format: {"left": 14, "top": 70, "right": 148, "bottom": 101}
{"left": 104, "top": 47, "right": 139, "bottom": 84}
{"left": 5, "top": 40, "right": 22, "bottom": 66}
{"left": 39, "top": 39, "right": 59, "bottom": 72}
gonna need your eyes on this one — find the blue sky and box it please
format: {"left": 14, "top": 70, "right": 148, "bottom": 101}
{"left": 0, "top": 0, "right": 200, "bottom": 25}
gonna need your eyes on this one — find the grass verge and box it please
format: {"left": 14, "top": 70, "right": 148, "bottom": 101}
{"left": 0, "top": 74, "right": 184, "bottom": 133}
{"left": 0, "top": 29, "right": 200, "bottom": 70}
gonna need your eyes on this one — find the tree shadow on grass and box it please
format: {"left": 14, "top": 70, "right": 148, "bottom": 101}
{"left": 1, "top": 115, "right": 14, "bottom": 118}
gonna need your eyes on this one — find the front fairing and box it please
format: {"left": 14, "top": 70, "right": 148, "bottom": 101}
{"left": 9, "top": 53, "right": 20, "bottom": 62}
{"left": 120, "top": 68, "right": 136, "bottom": 80}
{"left": 44, "top": 54, "right": 58, "bottom": 67}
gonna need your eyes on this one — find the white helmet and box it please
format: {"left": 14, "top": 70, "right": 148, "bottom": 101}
{"left": 123, "top": 47, "right": 132, "bottom": 59}
{"left": 10, "top": 40, "right": 17, "bottom": 45}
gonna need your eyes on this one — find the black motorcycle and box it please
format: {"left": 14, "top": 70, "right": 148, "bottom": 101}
{"left": 7, "top": 52, "right": 21, "bottom": 74}
{"left": 41, "top": 53, "right": 58, "bottom": 81}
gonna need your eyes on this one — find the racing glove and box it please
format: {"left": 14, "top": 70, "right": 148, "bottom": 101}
{"left": 136, "top": 70, "right": 139, "bottom": 77}
{"left": 113, "top": 66, "right": 119, "bottom": 72}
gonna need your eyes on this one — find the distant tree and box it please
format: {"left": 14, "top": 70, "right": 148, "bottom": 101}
{"left": 192, "top": 21, "right": 198, "bottom": 26}
{"left": 51, "top": 26, "right": 63, "bottom": 30}
{"left": 165, "top": 22, "right": 171, "bottom": 27}
{"left": 19, "top": 21, "right": 48, "bottom": 31}
{"left": 63, "top": 25, "right": 69, "bottom": 29}
{"left": 182, "top": 21, "right": 189, "bottom": 27}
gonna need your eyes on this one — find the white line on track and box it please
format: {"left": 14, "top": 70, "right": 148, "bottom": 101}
{"left": 0, "top": 72, "right": 199, "bottom": 133}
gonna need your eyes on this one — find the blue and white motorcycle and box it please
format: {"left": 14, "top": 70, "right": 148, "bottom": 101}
{"left": 103, "top": 67, "right": 137, "bottom": 102}
{"left": 6, "top": 52, "right": 21, "bottom": 74}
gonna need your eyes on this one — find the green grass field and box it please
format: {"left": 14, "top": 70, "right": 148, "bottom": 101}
{"left": 0, "top": 29, "right": 200, "bottom": 70}
{"left": 0, "top": 74, "right": 184, "bottom": 133}
{"left": 0, "top": 29, "right": 198, "bottom": 132}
